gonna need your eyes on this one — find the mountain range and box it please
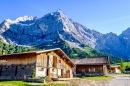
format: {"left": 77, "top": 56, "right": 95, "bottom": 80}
{"left": 0, "top": 10, "right": 129, "bottom": 60}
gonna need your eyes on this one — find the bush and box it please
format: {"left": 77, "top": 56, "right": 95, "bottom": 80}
{"left": 31, "top": 69, "right": 35, "bottom": 78}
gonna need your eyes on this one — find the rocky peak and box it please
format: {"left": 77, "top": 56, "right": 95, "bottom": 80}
{"left": 119, "top": 28, "right": 130, "bottom": 39}
{"left": 5, "top": 15, "right": 35, "bottom": 24}
{"left": 1, "top": 15, "right": 36, "bottom": 29}
{"left": 105, "top": 32, "right": 117, "bottom": 36}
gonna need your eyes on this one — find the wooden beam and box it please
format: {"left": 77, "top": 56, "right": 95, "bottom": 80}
{"left": 68, "top": 61, "right": 71, "bottom": 63}
{"left": 57, "top": 50, "right": 60, "bottom": 53}
{"left": 63, "top": 59, "right": 66, "bottom": 61}
{"left": 46, "top": 51, "right": 51, "bottom": 55}
{"left": 51, "top": 51, "right": 54, "bottom": 55}
{"left": 62, "top": 55, "right": 66, "bottom": 58}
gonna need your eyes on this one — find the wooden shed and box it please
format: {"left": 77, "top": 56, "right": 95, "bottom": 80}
{"left": 0, "top": 48, "right": 75, "bottom": 80}
{"left": 71, "top": 56, "right": 110, "bottom": 76}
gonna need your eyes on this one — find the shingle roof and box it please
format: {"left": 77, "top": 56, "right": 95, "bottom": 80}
{"left": 70, "top": 56, "right": 109, "bottom": 65}
{"left": 111, "top": 66, "right": 120, "bottom": 68}
{"left": 110, "top": 65, "right": 122, "bottom": 70}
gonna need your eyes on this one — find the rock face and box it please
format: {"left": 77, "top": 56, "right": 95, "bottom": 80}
{"left": 0, "top": 10, "right": 129, "bottom": 59}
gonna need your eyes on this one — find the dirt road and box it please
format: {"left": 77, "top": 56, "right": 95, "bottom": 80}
{"left": 105, "top": 75, "right": 130, "bottom": 86}
{"left": 50, "top": 75, "right": 130, "bottom": 86}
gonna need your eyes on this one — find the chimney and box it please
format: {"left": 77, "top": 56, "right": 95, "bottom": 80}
{"left": 2, "top": 50, "right": 6, "bottom": 55}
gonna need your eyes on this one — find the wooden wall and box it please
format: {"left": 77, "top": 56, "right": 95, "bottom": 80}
{"left": 0, "top": 53, "right": 36, "bottom": 78}
{"left": 0, "top": 53, "right": 36, "bottom": 65}
{"left": 36, "top": 51, "right": 73, "bottom": 78}
{"left": 36, "top": 53, "right": 47, "bottom": 67}
{"left": 36, "top": 51, "right": 72, "bottom": 70}
{"left": 103, "top": 65, "right": 108, "bottom": 75}
{"left": 76, "top": 65, "right": 103, "bottom": 74}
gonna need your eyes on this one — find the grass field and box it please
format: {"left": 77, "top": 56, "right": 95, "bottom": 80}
{"left": 112, "top": 62, "right": 130, "bottom": 67}
{"left": 0, "top": 81, "right": 74, "bottom": 86}
{"left": 0, "top": 81, "right": 28, "bottom": 86}
{"left": 78, "top": 76, "right": 114, "bottom": 81}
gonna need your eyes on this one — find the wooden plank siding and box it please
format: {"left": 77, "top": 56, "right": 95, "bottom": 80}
{"left": 0, "top": 53, "right": 36, "bottom": 65}
{"left": 76, "top": 65, "right": 104, "bottom": 76}
{"left": 35, "top": 51, "right": 73, "bottom": 78}
{"left": 0, "top": 53, "right": 36, "bottom": 79}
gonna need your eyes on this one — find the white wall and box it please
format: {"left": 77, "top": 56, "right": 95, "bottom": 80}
{"left": 36, "top": 67, "right": 46, "bottom": 77}
{"left": 58, "top": 69, "right": 61, "bottom": 76}
{"left": 115, "top": 68, "right": 121, "bottom": 73}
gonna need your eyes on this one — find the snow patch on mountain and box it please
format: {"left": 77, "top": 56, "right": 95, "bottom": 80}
{"left": 16, "top": 23, "right": 34, "bottom": 26}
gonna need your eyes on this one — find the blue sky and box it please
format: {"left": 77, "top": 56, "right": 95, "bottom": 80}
{"left": 0, "top": 0, "right": 130, "bottom": 35}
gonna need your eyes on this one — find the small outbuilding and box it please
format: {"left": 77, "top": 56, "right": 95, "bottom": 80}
{"left": 108, "top": 65, "right": 122, "bottom": 73}
{"left": 71, "top": 56, "right": 110, "bottom": 76}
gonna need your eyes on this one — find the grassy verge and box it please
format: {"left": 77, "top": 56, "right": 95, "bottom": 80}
{"left": 0, "top": 81, "right": 75, "bottom": 86}
{"left": 0, "top": 81, "right": 28, "bottom": 86}
{"left": 78, "top": 76, "right": 114, "bottom": 81}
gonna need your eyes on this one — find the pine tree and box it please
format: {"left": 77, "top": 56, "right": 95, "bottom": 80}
{"left": 120, "top": 58, "right": 124, "bottom": 72}
{"left": 120, "top": 58, "right": 123, "bottom": 68}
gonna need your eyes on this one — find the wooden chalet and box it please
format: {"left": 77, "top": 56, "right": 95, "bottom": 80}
{"left": 0, "top": 48, "right": 75, "bottom": 80}
{"left": 108, "top": 65, "right": 122, "bottom": 73}
{"left": 71, "top": 56, "right": 110, "bottom": 76}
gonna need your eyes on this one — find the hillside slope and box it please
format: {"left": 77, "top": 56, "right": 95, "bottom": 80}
{"left": 0, "top": 39, "right": 122, "bottom": 64}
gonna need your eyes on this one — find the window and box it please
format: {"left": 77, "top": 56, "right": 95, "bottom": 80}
{"left": 89, "top": 68, "right": 95, "bottom": 72}
{"left": 41, "top": 68, "right": 44, "bottom": 71}
{"left": 5, "top": 66, "right": 9, "bottom": 70}
{"left": 12, "top": 66, "right": 14, "bottom": 68}
{"left": 38, "top": 68, "right": 44, "bottom": 71}
{"left": 52, "top": 69, "right": 54, "bottom": 72}
{"left": 21, "top": 67, "right": 25, "bottom": 69}
{"left": 58, "top": 59, "right": 61, "bottom": 63}
{"left": 59, "top": 60, "right": 61, "bottom": 63}
{"left": 109, "top": 71, "right": 112, "bottom": 73}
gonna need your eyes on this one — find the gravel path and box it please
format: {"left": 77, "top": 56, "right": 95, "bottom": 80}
{"left": 105, "top": 75, "right": 130, "bottom": 86}
{"left": 48, "top": 75, "right": 130, "bottom": 86}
